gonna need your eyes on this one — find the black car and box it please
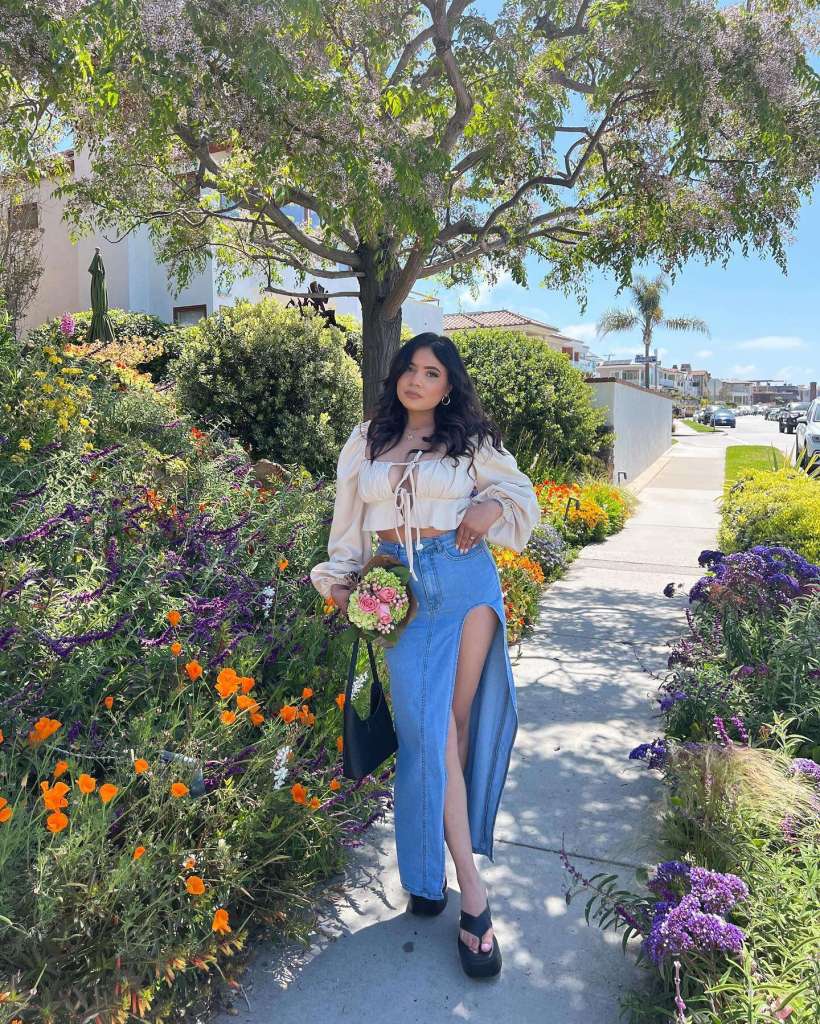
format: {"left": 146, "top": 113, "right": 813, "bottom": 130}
{"left": 779, "top": 402, "right": 810, "bottom": 434}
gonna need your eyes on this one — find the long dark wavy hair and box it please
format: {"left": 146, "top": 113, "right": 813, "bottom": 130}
{"left": 367, "top": 333, "right": 502, "bottom": 473}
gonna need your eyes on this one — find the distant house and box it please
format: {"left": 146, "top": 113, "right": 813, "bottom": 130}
{"left": 442, "top": 309, "right": 603, "bottom": 374}
{"left": 591, "top": 356, "right": 710, "bottom": 399}
{"left": 12, "top": 146, "right": 442, "bottom": 338}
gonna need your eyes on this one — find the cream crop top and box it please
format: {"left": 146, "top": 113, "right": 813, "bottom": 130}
{"left": 309, "top": 420, "right": 542, "bottom": 598}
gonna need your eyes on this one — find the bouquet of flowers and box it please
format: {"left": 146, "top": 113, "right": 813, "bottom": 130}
{"left": 344, "top": 555, "right": 418, "bottom": 647}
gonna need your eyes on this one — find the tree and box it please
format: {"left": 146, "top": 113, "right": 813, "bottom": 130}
{"left": 597, "top": 274, "right": 709, "bottom": 389}
{"left": 0, "top": 172, "right": 45, "bottom": 337}
{"left": 1, "top": 1, "right": 818, "bottom": 416}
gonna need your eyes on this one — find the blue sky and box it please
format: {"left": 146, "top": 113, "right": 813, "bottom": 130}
{"left": 421, "top": 0, "right": 819, "bottom": 387}
{"left": 424, "top": 186, "right": 819, "bottom": 385}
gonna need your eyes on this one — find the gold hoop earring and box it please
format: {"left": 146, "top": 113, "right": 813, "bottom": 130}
{"left": 441, "top": 394, "right": 451, "bottom": 406}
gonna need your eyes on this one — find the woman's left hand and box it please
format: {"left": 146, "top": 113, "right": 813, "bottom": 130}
{"left": 455, "top": 499, "right": 503, "bottom": 553}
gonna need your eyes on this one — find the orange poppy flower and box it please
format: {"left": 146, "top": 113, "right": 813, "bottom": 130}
{"left": 336, "top": 735, "right": 344, "bottom": 753}
{"left": 46, "top": 811, "right": 69, "bottom": 833}
{"left": 77, "top": 773, "right": 97, "bottom": 794}
{"left": 278, "top": 705, "right": 298, "bottom": 723}
{"left": 166, "top": 610, "right": 182, "bottom": 627}
{"left": 290, "top": 783, "right": 307, "bottom": 805}
{"left": 335, "top": 693, "right": 345, "bottom": 710}
{"left": 99, "top": 783, "right": 118, "bottom": 804}
{"left": 133, "top": 845, "right": 146, "bottom": 860}
{"left": 323, "top": 598, "right": 336, "bottom": 614}
{"left": 0, "top": 797, "right": 12, "bottom": 823}
{"left": 134, "top": 758, "right": 149, "bottom": 774}
{"left": 240, "top": 676, "right": 255, "bottom": 694}
{"left": 170, "top": 641, "right": 182, "bottom": 656}
{"left": 185, "top": 660, "right": 203, "bottom": 681}
{"left": 103, "top": 695, "right": 114, "bottom": 710}
{"left": 250, "top": 712, "right": 265, "bottom": 726}
{"left": 212, "top": 908, "right": 232, "bottom": 934}
{"left": 186, "top": 875, "right": 205, "bottom": 895}
{"left": 220, "top": 710, "right": 237, "bottom": 725}
{"left": 41, "top": 780, "right": 70, "bottom": 811}
{"left": 301, "top": 687, "right": 314, "bottom": 700}
{"left": 215, "top": 672, "right": 239, "bottom": 699}
{"left": 329, "top": 778, "right": 341, "bottom": 791}
{"left": 236, "top": 694, "right": 259, "bottom": 712}
{"left": 309, "top": 796, "right": 321, "bottom": 810}
{"left": 0, "top": 728, "right": 4, "bottom": 743}
{"left": 278, "top": 558, "right": 288, "bottom": 571}
{"left": 53, "top": 760, "right": 69, "bottom": 779}
{"left": 28, "top": 717, "right": 62, "bottom": 745}
{"left": 170, "top": 782, "right": 189, "bottom": 798}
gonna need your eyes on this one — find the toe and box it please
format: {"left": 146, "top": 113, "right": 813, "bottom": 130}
{"left": 480, "top": 928, "right": 493, "bottom": 953}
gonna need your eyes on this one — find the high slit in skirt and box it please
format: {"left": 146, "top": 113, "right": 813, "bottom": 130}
{"left": 374, "top": 527, "right": 518, "bottom": 901}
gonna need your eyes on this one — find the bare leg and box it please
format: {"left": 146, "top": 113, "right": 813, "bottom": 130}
{"left": 443, "top": 604, "right": 498, "bottom": 954}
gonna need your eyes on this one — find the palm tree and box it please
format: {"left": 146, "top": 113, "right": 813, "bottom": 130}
{"left": 597, "top": 274, "right": 710, "bottom": 390}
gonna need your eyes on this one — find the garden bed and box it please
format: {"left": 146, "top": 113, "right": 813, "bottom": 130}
{"left": 0, "top": 322, "right": 635, "bottom": 1022}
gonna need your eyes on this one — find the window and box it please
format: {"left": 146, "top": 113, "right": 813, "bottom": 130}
{"left": 8, "top": 201, "right": 39, "bottom": 230}
{"left": 173, "top": 304, "right": 207, "bottom": 327}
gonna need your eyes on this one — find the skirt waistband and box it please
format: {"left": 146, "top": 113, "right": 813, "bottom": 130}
{"left": 376, "top": 528, "right": 460, "bottom": 556}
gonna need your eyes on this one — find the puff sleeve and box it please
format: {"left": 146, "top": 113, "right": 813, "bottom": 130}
{"left": 309, "top": 421, "right": 371, "bottom": 599}
{"left": 469, "top": 437, "right": 541, "bottom": 552}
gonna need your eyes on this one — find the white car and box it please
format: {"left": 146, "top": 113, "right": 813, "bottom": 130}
{"left": 796, "top": 398, "right": 820, "bottom": 471}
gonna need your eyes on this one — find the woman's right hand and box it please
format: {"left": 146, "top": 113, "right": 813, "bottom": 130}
{"left": 330, "top": 584, "right": 352, "bottom": 618}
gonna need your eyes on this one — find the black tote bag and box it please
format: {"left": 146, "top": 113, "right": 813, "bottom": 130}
{"left": 341, "top": 634, "right": 398, "bottom": 780}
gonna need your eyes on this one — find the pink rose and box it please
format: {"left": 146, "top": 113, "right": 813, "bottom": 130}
{"left": 377, "top": 586, "right": 397, "bottom": 602}
{"left": 357, "top": 593, "right": 379, "bottom": 613}
{"left": 379, "top": 612, "right": 392, "bottom": 625}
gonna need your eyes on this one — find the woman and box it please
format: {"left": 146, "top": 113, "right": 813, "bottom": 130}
{"left": 310, "top": 332, "right": 540, "bottom": 979}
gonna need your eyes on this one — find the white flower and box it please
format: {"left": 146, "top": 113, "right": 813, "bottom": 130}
{"left": 271, "top": 744, "right": 292, "bottom": 789}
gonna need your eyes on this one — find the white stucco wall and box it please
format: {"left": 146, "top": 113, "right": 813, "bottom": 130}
{"left": 587, "top": 379, "right": 673, "bottom": 485}
{"left": 18, "top": 150, "right": 443, "bottom": 337}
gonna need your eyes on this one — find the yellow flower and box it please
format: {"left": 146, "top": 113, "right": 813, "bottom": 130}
{"left": 17, "top": 438, "right": 32, "bottom": 451}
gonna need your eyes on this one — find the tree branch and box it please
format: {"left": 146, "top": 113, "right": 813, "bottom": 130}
{"left": 423, "top": 0, "right": 474, "bottom": 155}
{"left": 534, "top": 1, "right": 592, "bottom": 41}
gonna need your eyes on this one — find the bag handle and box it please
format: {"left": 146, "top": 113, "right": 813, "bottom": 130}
{"left": 346, "top": 635, "right": 385, "bottom": 716}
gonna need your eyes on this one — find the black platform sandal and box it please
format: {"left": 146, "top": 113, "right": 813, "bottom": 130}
{"left": 408, "top": 878, "right": 448, "bottom": 916}
{"left": 457, "top": 900, "right": 502, "bottom": 978}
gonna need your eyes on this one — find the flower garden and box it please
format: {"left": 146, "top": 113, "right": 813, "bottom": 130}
{"left": 562, "top": 465, "right": 820, "bottom": 1022}
{"left": 0, "top": 316, "right": 634, "bottom": 1022}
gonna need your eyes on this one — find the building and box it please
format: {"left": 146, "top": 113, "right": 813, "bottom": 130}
{"left": 708, "top": 379, "right": 799, "bottom": 405}
{"left": 10, "top": 146, "right": 442, "bottom": 338}
{"left": 442, "top": 309, "right": 603, "bottom": 374}
{"left": 591, "top": 354, "right": 710, "bottom": 399}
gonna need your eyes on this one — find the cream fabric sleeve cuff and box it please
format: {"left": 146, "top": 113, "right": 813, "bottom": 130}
{"left": 309, "top": 422, "right": 371, "bottom": 599}
{"left": 470, "top": 438, "right": 541, "bottom": 552}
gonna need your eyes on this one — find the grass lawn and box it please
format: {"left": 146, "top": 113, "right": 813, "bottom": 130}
{"left": 725, "top": 444, "right": 788, "bottom": 488}
{"left": 682, "top": 418, "right": 717, "bottom": 432}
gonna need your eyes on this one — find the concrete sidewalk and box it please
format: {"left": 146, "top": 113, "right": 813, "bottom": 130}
{"left": 214, "top": 437, "right": 725, "bottom": 1024}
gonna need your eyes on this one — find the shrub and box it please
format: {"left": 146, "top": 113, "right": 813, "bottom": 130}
{"left": 0, "top": 334, "right": 392, "bottom": 1022}
{"left": 26, "top": 308, "right": 182, "bottom": 381}
{"left": 171, "top": 299, "right": 362, "bottom": 476}
{"left": 525, "top": 521, "right": 568, "bottom": 578}
{"left": 450, "top": 327, "right": 613, "bottom": 474}
{"left": 718, "top": 466, "right": 820, "bottom": 562}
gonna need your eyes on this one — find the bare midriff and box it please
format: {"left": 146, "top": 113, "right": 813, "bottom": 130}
{"left": 375, "top": 525, "right": 450, "bottom": 543}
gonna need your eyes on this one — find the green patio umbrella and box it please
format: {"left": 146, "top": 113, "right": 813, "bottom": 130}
{"left": 87, "top": 247, "right": 115, "bottom": 345}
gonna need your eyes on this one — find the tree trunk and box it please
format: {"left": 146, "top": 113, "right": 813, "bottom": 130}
{"left": 643, "top": 327, "right": 652, "bottom": 390}
{"left": 357, "top": 244, "right": 403, "bottom": 420}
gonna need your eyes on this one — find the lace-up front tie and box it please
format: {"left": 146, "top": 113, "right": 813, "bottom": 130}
{"left": 392, "top": 450, "right": 425, "bottom": 581}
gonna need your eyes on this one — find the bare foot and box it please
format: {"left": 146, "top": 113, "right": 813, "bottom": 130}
{"left": 459, "top": 877, "right": 493, "bottom": 954}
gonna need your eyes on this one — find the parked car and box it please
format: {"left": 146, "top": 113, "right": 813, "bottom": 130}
{"left": 710, "top": 408, "right": 736, "bottom": 428}
{"left": 698, "top": 405, "right": 719, "bottom": 424}
{"left": 778, "top": 401, "right": 810, "bottom": 434}
{"left": 796, "top": 399, "right": 820, "bottom": 471}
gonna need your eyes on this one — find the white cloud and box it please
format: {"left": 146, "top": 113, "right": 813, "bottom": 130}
{"left": 560, "top": 322, "right": 599, "bottom": 344}
{"left": 458, "top": 270, "right": 512, "bottom": 308}
{"left": 729, "top": 363, "right": 758, "bottom": 376}
{"left": 696, "top": 349, "right": 714, "bottom": 358}
{"left": 775, "top": 365, "right": 818, "bottom": 383}
{"left": 735, "top": 335, "right": 807, "bottom": 351}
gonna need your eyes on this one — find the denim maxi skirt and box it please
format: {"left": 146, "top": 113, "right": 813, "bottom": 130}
{"left": 373, "top": 528, "right": 519, "bottom": 901}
